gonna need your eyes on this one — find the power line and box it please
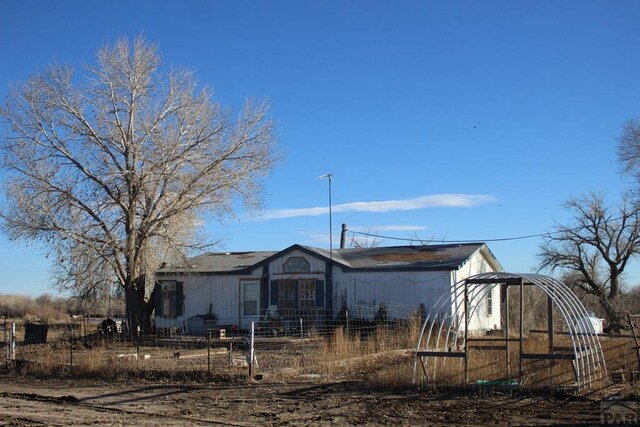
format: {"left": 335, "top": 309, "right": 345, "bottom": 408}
{"left": 349, "top": 230, "right": 552, "bottom": 244}
{"left": 349, "top": 212, "right": 638, "bottom": 245}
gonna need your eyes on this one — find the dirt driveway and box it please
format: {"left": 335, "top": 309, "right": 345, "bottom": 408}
{"left": 0, "top": 376, "right": 621, "bottom": 426}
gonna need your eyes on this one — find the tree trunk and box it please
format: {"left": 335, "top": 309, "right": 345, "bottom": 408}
{"left": 124, "top": 274, "right": 154, "bottom": 339}
{"left": 601, "top": 296, "right": 624, "bottom": 333}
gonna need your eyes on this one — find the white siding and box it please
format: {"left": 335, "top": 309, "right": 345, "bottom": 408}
{"left": 332, "top": 269, "right": 450, "bottom": 320}
{"left": 156, "top": 266, "right": 262, "bottom": 330}
{"left": 452, "top": 248, "right": 502, "bottom": 331}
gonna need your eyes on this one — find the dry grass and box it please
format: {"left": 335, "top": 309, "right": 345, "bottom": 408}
{"left": 301, "top": 319, "right": 421, "bottom": 375}
{"left": 367, "top": 354, "right": 415, "bottom": 389}
{"left": 6, "top": 318, "right": 640, "bottom": 395}
{"left": 414, "top": 332, "right": 640, "bottom": 392}
{"left": 11, "top": 338, "right": 249, "bottom": 381}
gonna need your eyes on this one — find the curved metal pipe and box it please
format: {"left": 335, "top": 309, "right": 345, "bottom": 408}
{"left": 413, "top": 272, "right": 606, "bottom": 388}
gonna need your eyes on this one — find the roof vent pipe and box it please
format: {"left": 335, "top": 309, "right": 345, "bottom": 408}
{"left": 340, "top": 224, "right": 347, "bottom": 249}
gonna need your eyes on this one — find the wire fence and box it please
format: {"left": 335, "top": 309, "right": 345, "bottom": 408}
{"left": 1, "top": 304, "right": 423, "bottom": 380}
{"left": 3, "top": 307, "right": 638, "bottom": 388}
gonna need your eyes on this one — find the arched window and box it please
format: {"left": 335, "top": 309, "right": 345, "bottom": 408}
{"left": 283, "top": 257, "right": 310, "bottom": 273}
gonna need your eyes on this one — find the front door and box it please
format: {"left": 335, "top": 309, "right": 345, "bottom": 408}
{"left": 240, "top": 280, "right": 260, "bottom": 329}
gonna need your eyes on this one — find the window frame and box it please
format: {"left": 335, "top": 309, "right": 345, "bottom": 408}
{"left": 298, "top": 279, "right": 316, "bottom": 309}
{"left": 283, "top": 256, "right": 310, "bottom": 273}
{"left": 161, "top": 281, "right": 177, "bottom": 319}
{"left": 278, "top": 279, "right": 296, "bottom": 311}
{"left": 486, "top": 287, "right": 493, "bottom": 317}
{"left": 155, "top": 280, "right": 184, "bottom": 319}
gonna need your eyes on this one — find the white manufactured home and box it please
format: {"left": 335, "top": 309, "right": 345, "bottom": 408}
{"left": 154, "top": 243, "right": 503, "bottom": 333}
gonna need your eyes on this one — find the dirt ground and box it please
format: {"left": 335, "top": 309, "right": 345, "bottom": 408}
{"left": 0, "top": 374, "right": 631, "bottom": 426}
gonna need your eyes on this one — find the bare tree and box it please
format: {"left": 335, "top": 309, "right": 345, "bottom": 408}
{"left": 538, "top": 192, "right": 640, "bottom": 332}
{"left": 617, "top": 118, "right": 640, "bottom": 183}
{"left": 349, "top": 229, "right": 381, "bottom": 248}
{"left": 0, "top": 36, "right": 279, "bottom": 333}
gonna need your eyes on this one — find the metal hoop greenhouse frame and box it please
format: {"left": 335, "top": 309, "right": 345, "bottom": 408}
{"left": 412, "top": 273, "right": 607, "bottom": 390}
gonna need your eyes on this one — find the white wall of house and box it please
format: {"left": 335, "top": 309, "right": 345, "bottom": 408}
{"left": 451, "top": 248, "right": 501, "bottom": 332}
{"left": 156, "top": 266, "right": 263, "bottom": 331}
{"left": 331, "top": 247, "right": 502, "bottom": 331}
{"left": 332, "top": 269, "right": 451, "bottom": 320}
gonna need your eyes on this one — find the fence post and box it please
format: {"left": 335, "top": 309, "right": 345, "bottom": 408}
{"left": 207, "top": 330, "right": 211, "bottom": 377}
{"left": 3, "top": 321, "right": 6, "bottom": 364}
{"left": 136, "top": 326, "right": 141, "bottom": 371}
{"left": 11, "top": 322, "right": 16, "bottom": 362}
{"left": 69, "top": 322, "right": 73, "bottom": 373}
{"left": 346, "top": 309, "right": 350, "bottom": 337}
{"left": 299, "top": 317, "right": 304, "bottom": 367}
{"left": 249, "top": 321, "right": 255, "bottom": 380}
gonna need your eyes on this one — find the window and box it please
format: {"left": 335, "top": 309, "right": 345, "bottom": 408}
{"left": 272, "top": 278, "right": 322, "bottom": 318}
{"left": 299, "top": 280, "right": 316, "bottom": 309}
{"left": 162, "top": 282, "right": 177, "bottom": 318}
{"left": 486, "top": 288, "right": 493, "bottom": 317}
{"left": 242, "top": 281, "right": 259, "bottom": 316}
{"left": 283, "top": 257, "right": 310, "bottom": 273}
{"left": 278, "top": 280, "right": 296, "bottom": 312}
{"left": 154, "top": 281, "right": 184, "bottom": 319}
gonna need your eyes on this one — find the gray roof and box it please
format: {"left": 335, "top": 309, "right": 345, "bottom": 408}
{"left": 158, "top": 251, "right": 277, "bottom": 274}
{"left": 157, "top": 243, "right": 501, "bottom": 274}
{"left": 302, "top": 243, "right": 495, "bottom": 271}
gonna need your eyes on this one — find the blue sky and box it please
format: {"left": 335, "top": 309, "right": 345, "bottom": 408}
{"left": 1, "top": 1, "right": 639, "bottom": 296}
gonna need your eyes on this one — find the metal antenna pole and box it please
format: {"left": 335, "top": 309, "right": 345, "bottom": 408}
{"left": 319, "top": 173, "right": 333, "bottom": 318}
{"left": 319, "top": 173, "right": 333, "bottom": 260}
{"left": 328, "top": 174, "right": 333, "bottom": 258}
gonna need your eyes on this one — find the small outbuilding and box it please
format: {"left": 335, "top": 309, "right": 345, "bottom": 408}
{"left": 186, "top": 313, "right": 218, "bottom": 336}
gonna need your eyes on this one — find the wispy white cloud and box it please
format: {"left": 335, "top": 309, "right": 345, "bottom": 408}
{"left": 300, "top": 232, "right": 332, "bottom": 245}
{"left": 256, "top": 194, "right": 497, "bottom": 220}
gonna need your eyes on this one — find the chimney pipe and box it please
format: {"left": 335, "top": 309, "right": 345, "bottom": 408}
{"left": 340, "top": 223, "right": 347, "bottom": 249}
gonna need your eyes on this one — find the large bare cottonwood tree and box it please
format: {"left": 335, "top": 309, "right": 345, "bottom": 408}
{"left": 538, "top": 192, "right": 640, "bottom": 332}
{"left": 0, "top": 37, "right": 278, "bottom": 333}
